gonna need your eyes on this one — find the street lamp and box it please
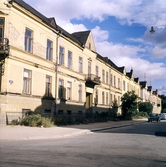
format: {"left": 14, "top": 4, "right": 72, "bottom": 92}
{"left": 149, "top": 26, "right": 155, "bottom": 34}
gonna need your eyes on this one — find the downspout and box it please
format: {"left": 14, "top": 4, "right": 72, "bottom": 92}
{"left": 54, "top": 31, "right": 62, "bottom": 114}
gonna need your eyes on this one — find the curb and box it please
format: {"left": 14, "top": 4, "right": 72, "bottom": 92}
{"left": 91, "top": 121, "right": 145, "bottom": 132}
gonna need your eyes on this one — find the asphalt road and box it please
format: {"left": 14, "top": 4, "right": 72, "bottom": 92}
{"left": 0, "top": 121, "right": 166, "bottom": 167}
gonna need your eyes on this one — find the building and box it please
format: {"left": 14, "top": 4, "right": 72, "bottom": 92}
{"left": 0, "top": 0, "right": 161, "bottom": 124}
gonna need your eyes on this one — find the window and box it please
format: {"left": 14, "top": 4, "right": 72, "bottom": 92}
{"left": 46, "top": 39, "right": 53, "bottom": 61}
{"left": 96, "top": 66, "right": 98, "bottom": 76}
{"left": 114, "top": 76, "right": 116, "bottom": 87}
{"left": 59, "top": 46, "right": 64, "bottom": 65}
{"left": 58, "top": 79, "right": 64, "bottom": 99}
{"left": 23, "top": 69, "right": 31, "bottom": 94}
{"left": 67, "top": 110, "right": 71, "bottom": 115}
{"left": 78, "top": 85, "right": 82, "bottom": 102}
{"left": 88, "top": 61, "right": 91, "bottom": 75}
{"left": 102, "top": 70, "right": 105, "bottom": 83}
{"left": 45, "top": 75, "right": 52, "bottom": 97}
{"left": 110, "top": 74, "right": 113, "bottom": 86}
{"left": 118, "top": 78, "right": 120, "bottom": 89}
{"left": 123, "top": 81, "right": 126, "bottom": 91}
{"left": 0, "top": 18, "right": 4, "bottom": 38}
{"left": 106, "top": 72, "right": 108, "bottom": 84}
{"left": 95, "top": 90, "right": 98, "bottom": 105}
{"left": 118, "top": 96, "right": 120, "bottom": 105}
{"left": 58, "top": 110, "right": 63, "bottom": 115}
{"left": 106, "top": 92, "right": 108, "bottom": 105}
{"left": 110, "top": 93, "right": 112, "bottom": 105}
{"left": 45, "top": 109, "right": 51, "bottom": 114}
{"left": 67, "top": 81, "right": 72, "bottom": 100}
{"left": 25, "top": 28, "right": 33, "bottom": 53}
{"left": 79, "top": 57, "right": 83, "bottom": 73}
{"left": 102, "top": 91, "right": 105, "bottom": 105}
{"left": 89, "top": 43, "right": 91, "bottom": 49}
{"left": 68, "top": 51, "right": 72, "bottom": 69}
{"left": 78, "top": 111, "right": 82, "bottom": 115}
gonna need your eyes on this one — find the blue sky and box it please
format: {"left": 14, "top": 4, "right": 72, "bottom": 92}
{"left": 24, "top": 0, "right": 166, "bottom": 95}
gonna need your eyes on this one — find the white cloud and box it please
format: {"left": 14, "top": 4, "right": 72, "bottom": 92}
{"left": 62, "top": 22, "right": 87, "bottom": 33}
{"left": 126, "top": 38, "right": 144, "bottom": 43}
{"left": 92, "top": 26, "right": 109, "bottom": 42}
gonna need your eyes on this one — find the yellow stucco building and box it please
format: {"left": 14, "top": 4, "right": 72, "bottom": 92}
{"left": 0, "top": 0, "right": 161, "bottom": 124}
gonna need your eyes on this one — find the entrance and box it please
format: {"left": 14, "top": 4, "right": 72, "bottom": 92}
{"left": 86, "top": 92, "right": 93, "bottom": 113}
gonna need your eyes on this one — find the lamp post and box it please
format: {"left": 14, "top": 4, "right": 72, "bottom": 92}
{"left": 149, "top": 26, "right": 155, "bottom": 34}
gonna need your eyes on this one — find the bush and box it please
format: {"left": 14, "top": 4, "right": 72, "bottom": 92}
{"left": 22, "top": 114, "right": 54, "bottom": 127}
{"left": 132, "top": 111, "right": 148, "bottom": 119}
{"left": 10, "top": 119, "right": 19, "bottom": 125}
{"left": 139, "top": 102, "right": 153, "bottom": 115}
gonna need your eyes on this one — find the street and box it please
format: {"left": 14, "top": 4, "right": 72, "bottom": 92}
{"left": 0, "top": 121, "right": 166, "bottom": 167}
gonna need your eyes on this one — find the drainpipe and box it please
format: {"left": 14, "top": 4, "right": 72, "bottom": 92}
{"left": 54, "top": 31, "right": 62, "bottom": 114}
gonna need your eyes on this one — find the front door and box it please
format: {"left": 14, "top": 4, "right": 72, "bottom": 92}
{"left": 86, "top": 93, "right": 93, "bottom": 113}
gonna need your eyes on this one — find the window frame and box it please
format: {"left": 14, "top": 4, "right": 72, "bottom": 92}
{"left": 68, "top": 50, "right": 72, "bottom": 69}
{"left": 102, "top": 69, "right": 105, "bottom": 83}
{"left": 46, "top": 39, "right": 53, "bottom": 61}
{"left": 45, "top": 75, "right": 52, "bottom": 97}
{"left": 67, "top": 81, "right": 72, "bottom": 100}
{"left": 102, "top": 91, "right": 105, "bottom": 105}
{"left": 79, "top": 56, "right": 83, "bottom": 73}
{"left": 0, "top": 18, "right": 4, "bottom": 38}
{"left": 23, "top": 69, "right": 31, "bottom": 94}
{"left": 58, "top": 79, "right": 64, "bottom": 99}
{"left": 25, "top": 28, "right": 33, "bottom": 53}
{"left": 78, "top": 84, "right": 82, "bottom": 102}
{"left": 59, "top": 46, "right": 64, "bottom": 65}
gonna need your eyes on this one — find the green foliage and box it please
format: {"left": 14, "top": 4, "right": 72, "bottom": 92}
{"left": 159, "top": 95, "right": 166, "bottom": 112}
{"left": 161, "top": 108, "right": 166, "bottom": 113}
{"left": 139, "top": 102, "right": 153, "bottom": 115}
{"left": 121, "top": 91, "right": 140, "bottom": 117}
{"left": 22, "top": 114, "right": 54, "bottom": 127}
{"left": 132, "top": 111, "right": 148, "bottom": 119}
{"left": 10, "top": 119, "right": 19, "bottom": 125}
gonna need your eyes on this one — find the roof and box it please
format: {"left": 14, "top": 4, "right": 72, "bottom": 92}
{"left": 96, "top": 54, "right": 123, "bottom": 74}
{"left": 134, "top": 77, "right": 139, "bottom": 83}
{"left": 148, "top": 86, "right": 152, "bottom": 92}
{"left": 12, "top": 0, "right": 56, "bottom": 29}
{"left": 140, "top": 81, "right": 147, "bottom": 88}
{"left": 72, "top": 31, "right": 91, "bottom": 46}
{"left": 12, "top": 0, "right": 82, "bottom": 47}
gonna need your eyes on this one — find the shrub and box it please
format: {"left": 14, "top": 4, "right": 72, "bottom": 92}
{"left": 22, "top": 114, "right": 54, "bottom": 127}
{"left": 132, "top": 111, "right": 148, "bottom": 119}
{"left": 10, "top": 119, "right": 19, "bottom": 125}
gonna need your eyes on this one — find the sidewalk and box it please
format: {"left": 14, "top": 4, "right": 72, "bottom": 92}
{"left": 0, "top": 119, "right": 147, "bottom": 141}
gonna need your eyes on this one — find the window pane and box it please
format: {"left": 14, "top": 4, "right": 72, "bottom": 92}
{"left": 25, "top": 28, "right": 33, "bottom": 53}
{"left": 79, "top": 57, "right": 83, "bottom": 73}
{"left": 59, "top": 46, "right": 64, "bottom": 65}
{"left": 46, "top": 39, "right": 53, "bottom": 61}
{"left": 68, "top": 51, "right": 72, "bottom": 69}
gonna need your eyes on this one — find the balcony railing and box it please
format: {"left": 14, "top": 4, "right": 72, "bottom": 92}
{"left": 85, "top": 74, "right": 101, "bottom": 85}
{"left": 0, "top": 38, "right": 9, "bottom": 57}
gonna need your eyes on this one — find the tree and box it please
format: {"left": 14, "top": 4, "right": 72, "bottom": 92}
{"left": 139, "top": 102, "right": 153, "bottom": 115}
{"left": 159, "top": 95, "right": 166, "bottom": 112}
{"left": 121, "top": 91, "right": 140, "bottom": 117}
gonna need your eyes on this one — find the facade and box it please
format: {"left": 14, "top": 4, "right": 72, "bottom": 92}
{"left": 0, "top": 0, "right": 161, "bottom": 124}
{"left": 140, "top": 82, "right": 161, "bottom": 114}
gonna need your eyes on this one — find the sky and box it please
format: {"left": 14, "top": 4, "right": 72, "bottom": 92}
{"left": 24, "top": 0, "right": 166, "bottom": 95}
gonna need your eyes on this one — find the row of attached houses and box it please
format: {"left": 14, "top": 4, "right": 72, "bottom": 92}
{"left": 0, "top": 0, "right": 161, "bottom": 124}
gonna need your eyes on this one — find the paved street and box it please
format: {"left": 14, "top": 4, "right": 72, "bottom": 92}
{"left": 0, "top": 120, "right": 166, "bottom": 167}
